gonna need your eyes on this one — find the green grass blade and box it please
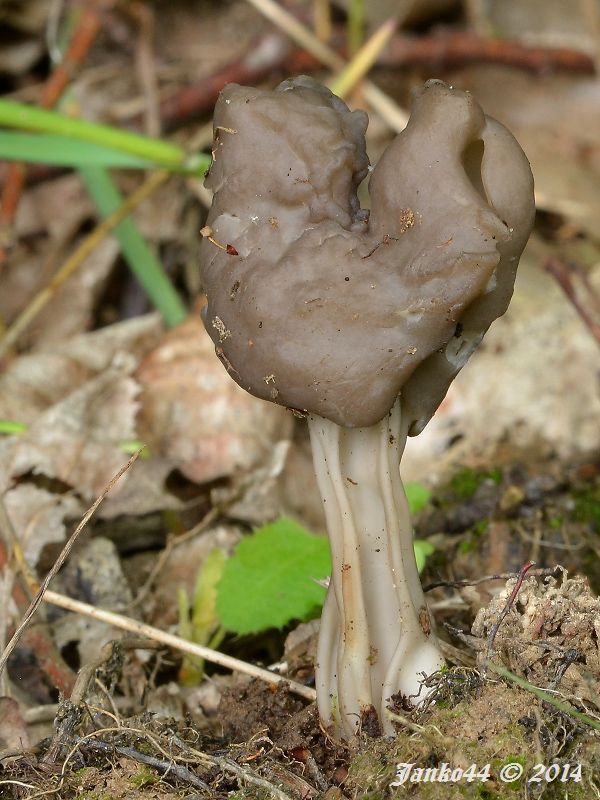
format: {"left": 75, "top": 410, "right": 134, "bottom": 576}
{"left": 348, "top": 0, "right": 365, "bottom": 54}
{"left": 489, "top": 662, "right": 600, "bottom": 732}
{"left": 79, "top": 166, "right": 187, "bottom": 327}
{"left": 0, "top": 420, "right": 27, "bottom": 435}
{"left": 0, "top": 98, "right": 185, "bottom": 166}
{"left": 0, "top": 99, "right": 210, "bottom": 175}
{"left": 0, "top": 132, "right": 155, "bottom": 170}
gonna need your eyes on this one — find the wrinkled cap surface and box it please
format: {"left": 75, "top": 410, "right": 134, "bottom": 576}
{"left": 201, "top": 77, "right": 535, "bottom": 432}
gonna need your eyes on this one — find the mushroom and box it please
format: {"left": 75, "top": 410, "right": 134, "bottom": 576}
{"left": 200, "top": 77, "right": 535, "bottom": 736}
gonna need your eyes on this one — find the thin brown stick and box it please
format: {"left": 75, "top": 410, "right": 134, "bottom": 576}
{"left": 482, "top": 560, "right": 536, "bottom": 672}
{"left": 70, "top": 638, "right": 161, "bottom": 707}
{"left": 0, "top": 170, "right": 169, "bottom": 359}
{"left": 42, "top": 589, "right": 317, "bottom": 701}
{"left": 40, "top": 7, "right": 102, "bottom": 109}
{"left": 423, "top": 565, "right": 560, "bottom": 593}
{"left": 81, "top": 738, "right": 211, "bottom": 791}
{"left": 143, "top": 29, "right": 597, "bottom": 133}
{"left": 383, "top": 30, "right": 596, "bottom": 75}
{"left": 0, "top": 499, "right": 76, "bottom": 695}
{"left": 42, "top": 637, "right": 162, "bottom": 764}
{"left": 0, "top": 451, "right": 141, "bottom": 680}
{"left": 0, "top": 6, "right": 102, "bottom": 269}
{"left": 244, "top": 0, "right": 409, "bottom": 130}
{"left": 313, "top": 0, "right": 332, "bottom": 41}
{"left": 545, "top": 257, "right": 600, "bottom": 347}
{"left": 128, "top": 2, "right": 161, "bottom": 138}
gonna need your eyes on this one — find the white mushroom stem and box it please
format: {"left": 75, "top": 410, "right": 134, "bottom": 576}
{"left": 308, "top": 397, "right": 444, "bottom": 737}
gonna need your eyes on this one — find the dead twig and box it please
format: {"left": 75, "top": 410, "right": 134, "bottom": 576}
{"left": 384, "top": 30, "right": 596, "bottom": 75}
{"left": 129, "top": 505, "right": 221, "bottom": 610}
{"left": 545, "top": 257, "right": 600, "bottom": 347}
{"left": 72, "top": 638, "right": 161, "bottom": 708}
{"left": 41, "top": 588, "right": 316, "bottom": 702}
{"left": 482, "top": 560, "right": 536, "bottom": 674}
{"left": 43, "top": 638, "right": 162, "bottom": 764}
{"left": 82, "top": 738, "right": 211, "bottom": 791}
{"left": 423, "top": 564, "right": 559, "bottom": 593}
{"left": 0, "top": 451, "right": 141, "bottom": 681}
{"left": 243, "top": 0, "right": 409, "bottom": 130}
{"left": 127, "top": 2, "right": 161, "bottom": 138}
{"left": 0, "top": 5, "right": 102, "bottom": 269}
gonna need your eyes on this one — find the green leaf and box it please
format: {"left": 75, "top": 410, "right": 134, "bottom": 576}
{"left": 405, "top": 482, "right": 431, "bottom": 514}
{"left": 191, "top": 548, "right": 226, "bottom": 636}
{"left": 216, "top": 518, "right": 435, "bottom": 635}
{"left": 0, "top": 419, "right": 27, "bottom": 435}
{"left": 216, "top": 518, "right": 331, "bottom": 635}
{"left": 414, "top": 539, "right": 435, "bottom": 573}
{"left": 0, "top": 133, "right": 156, "bottom": 170}
{"left": 179, "top": 548, "right": 226, "bottom": 685}
{"left": 79, "top": 165, "right": 187, "bottom": 327}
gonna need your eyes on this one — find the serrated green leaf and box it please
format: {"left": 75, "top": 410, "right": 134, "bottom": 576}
{"left": 216, "top": 518, "right": 330, "bottom": 635}
{"left": 216, "top": 518, "right": 435, "bottom": 636}
{"left": 405, "top": 482, "right": 431, "bottom": 514}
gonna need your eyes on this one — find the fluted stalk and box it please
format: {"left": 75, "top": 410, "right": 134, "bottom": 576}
{"left": 308, "top": 397, "right": 444, "bottom": 736}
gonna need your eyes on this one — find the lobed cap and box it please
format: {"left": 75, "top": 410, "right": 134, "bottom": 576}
{"left": 201, "top": 78, "right": 535, "bottom": 432}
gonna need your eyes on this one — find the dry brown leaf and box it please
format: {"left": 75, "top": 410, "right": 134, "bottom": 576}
{"left": 449, "top": 67, "right": 600, "bottom": 236}
{"left": 136, "top": 315, "right": 292, "bottom": 484}
{"left": 3, "top": 484, "right": 81, "bottom": 566}
{"left": 51, "top": 537, "right": 135, "bottom": 666}
{"left": 15, "top": 174, "right": 93, "bottom": 242}
{"left": 8, "top": 369, "right": 139, "bottom": 499}
{"left": 0, "top": 314, "right": 163, "bottom": 423}
{"left": 0, "top": 697, "right": 30, "bottom": 750}
{"left": 99, "top": 456, "right": 183, "bottom": 518}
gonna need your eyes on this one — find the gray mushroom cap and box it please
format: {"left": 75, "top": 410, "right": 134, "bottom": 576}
{"left": 200, "top": 77, "right": 535, "bottom": 432}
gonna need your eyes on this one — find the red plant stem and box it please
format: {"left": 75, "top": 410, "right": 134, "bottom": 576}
{"left": 157, "top": 30, "right": 595, "bottom": 132}
{"left": 1, "top": 28, "right": 594, "bottom": 194}
{"left": 545, "top": 257, "right": 600, "bottom": 347}
{"left": 40, "top": 7, "right": 102, "bottom": 109}
{"left": 0, "top": 540, "right": 75, "bottom": 696}
{"left": 483, "top": 560, "right": 536, "bottom": 671}
{"left": 383, "top": 31, "right": 595, "bottom": 75}
{"left": 0, "top": 6, "right": 102, "bottom": 270}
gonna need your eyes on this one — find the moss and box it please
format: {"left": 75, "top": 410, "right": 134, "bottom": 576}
{"left": 449, "top": 468, "right": 502, "bottom": 501}
{"left": 458, "top": 519, "right": 489, "bottom": 554}
{"left": 573, "top": 485, "right": 600, "bottom": 530}
{"left": 127, "top": 765, "right": 158, "bottom": 788}
{"left": 347, "top": 676, "right": 600, "bottom": 800}
{"left": 449, "top": 468, "right": 482, "bottom": 500}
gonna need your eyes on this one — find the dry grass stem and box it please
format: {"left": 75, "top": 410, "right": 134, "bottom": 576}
{"left": 42, "top": 588, "right": 317, "bottom": 701}
{"left": 0, "top": 171, "right": 169, "bottom": 359}
{"left": 244, "top": 0, "right": 409, "bottom": 130}
{"left": 313, "top": 0, "right": 332, "bottom": 41}
{"left": 328, "top": 17, "right": 398, "bottom": 98}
